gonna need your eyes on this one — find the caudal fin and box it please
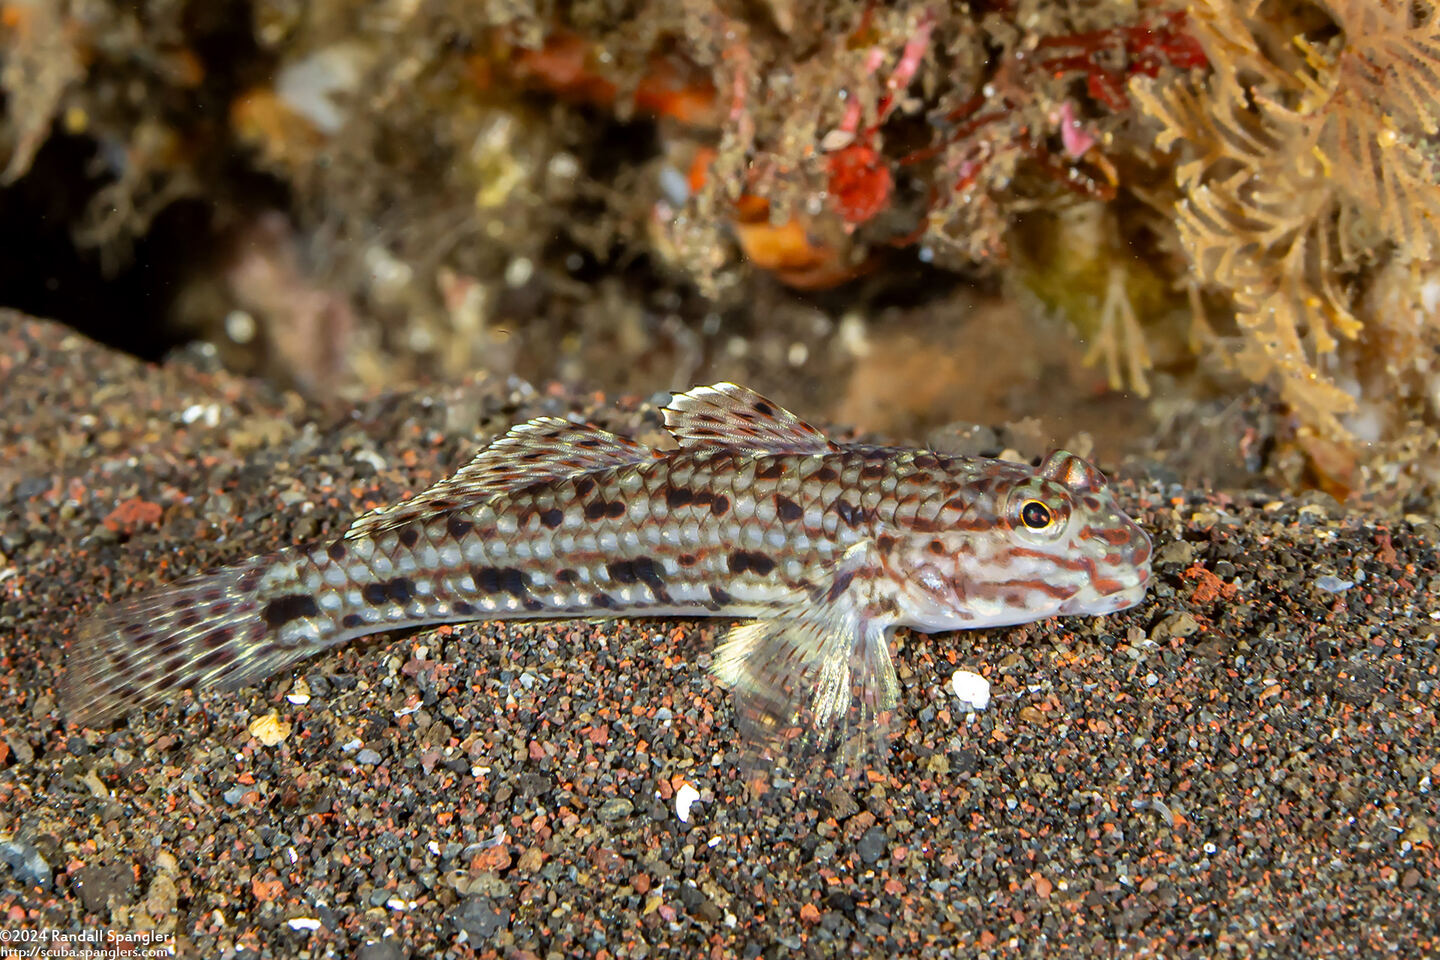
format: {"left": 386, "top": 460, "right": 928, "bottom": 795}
{"left": 63, "top": 553, "right": 322, "bottom": 725}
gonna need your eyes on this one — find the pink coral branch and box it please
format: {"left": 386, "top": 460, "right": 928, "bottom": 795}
{"left": 834, "top": 8, "right": 936, "bottom": 139}
{"left": 1053, "top": 101, "right": 1097, "bottom": 158}
{"left": 877, "top": 9, "right": 936, "bottom": 123}
{"left": 837, "top": 47, "right": 888, "bottom": 137}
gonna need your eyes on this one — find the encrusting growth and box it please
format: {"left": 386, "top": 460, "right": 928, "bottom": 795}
{"left": 1133, "top": 0, "right": 1440, "bottom": 438}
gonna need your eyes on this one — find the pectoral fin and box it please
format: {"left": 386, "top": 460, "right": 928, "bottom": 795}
{"left": 711, "top": 602, "right": 900, "bottom": 771}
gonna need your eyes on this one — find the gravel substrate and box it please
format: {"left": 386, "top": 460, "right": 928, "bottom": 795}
{"left": 2, "top": 312, "right": 1437, "bottom": 958}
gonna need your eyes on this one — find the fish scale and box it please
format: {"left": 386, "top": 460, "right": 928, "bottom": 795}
{"left": 63, "top": 383, "right": 1153, "bottom": 747}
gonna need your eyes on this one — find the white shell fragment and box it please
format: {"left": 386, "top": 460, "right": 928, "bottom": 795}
{"left": 675, "top": 782, "right": 701, "bottom": 822}
{"left": 950, "top": 670, "right": 991, "bottom": 711}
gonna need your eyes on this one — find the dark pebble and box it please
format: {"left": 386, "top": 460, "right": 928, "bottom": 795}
{"left": 856, "top": 826, "right": 889, "bottom": 864}
{"left": 447, "top": 896, "right": 507, "bottom": 942}
{"left": 74, "top": 861, "right": 135, "bottom": 914}
{"left": 355, "top": 940, "right": 407, "bottom": 960}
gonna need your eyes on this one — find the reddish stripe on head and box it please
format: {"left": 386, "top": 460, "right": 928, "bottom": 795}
{"left": 1012, "top": 579, "right": 1081, "bottom": 600}
{"left": 1007, "top": 546, "right": 1094, "bottom": 573}
{"left": 1084, "top": 525, "right": 1139, "bottom": 547}
{"left": 1090, "top": 577, "right": 1125, "bottom": 596}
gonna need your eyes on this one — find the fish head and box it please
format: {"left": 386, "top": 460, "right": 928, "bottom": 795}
{"left": 895, "top": 450, "right": 1152, "bottom": 631}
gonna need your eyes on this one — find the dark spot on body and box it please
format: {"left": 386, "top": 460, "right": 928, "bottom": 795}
{"left": 756, "top": 460, "right": 786, "bottom": 480}
{"left": 709, "top": 585, "right": 733, "bottom": 606}
{"left": 196, "top": 648, "right": 234, "bottom": 670}
{"left": 928, "top": 539, "right": 946, "bottom": 555}
{"left": 495, "top": 567, "right": 529, "bottom": 598}
{"left": 574, "top": 477, "right": 595, "bottom": 497}
{"left": 448, "top": 516, "right": 474, "bottom": 539}
{"left": 631, "top": 556, "right": 667, "bottom": 594}
{"left": 912, "top": 454, "right": 940, "bottom": 470}
{"left": 262, "top": 593, "right": 320, "bottom": 629}
{"left": 585, "top": 500, "right": 610, "bottom": 521}
{"left": 342, "top": 613, "right": 366, "bottom": 629}
{"left": 753, "top": 400, "right": 775, "bottom": 416}
{"left": 606, "top": 500, "right": 626, "bottom": 519}
{"left": 728, "top": 551, "right": 777, "bottom": 576}
{"left": 835, "top": 500, "right": 863, "bottom": 527}
{"left": 385, "top": 578, "right": 413, "bottom": 604}
{"left": 604, "top": 557, "right": 668, "bottom": 596}
{"left": 678, "top": 554, "right": 697, "bottom": 566}
{"left": 815, "top": 466, "right": 839, "bottom": 483}
{"left": 363, "top": 583, "right": 390, "bottom": 605}
{"left": 710, "top": 494, "right": 730, "bottom": 516}
{"left": 539, "top": 508, "right": 564, "bottom": 528}
{"left": 860, "top": 448, "right": 889, "bottom": 460}
{"left": 398, "top": 525, "right": 419, "bottom": 548}
{"left": 860, "top": 463, "right": 886, "bottom": 481}
{"left": 591, "top": 592, "right": 615, "bottom": 609}
{"left": 667, "top": 487, "right": 694, "bottom": 508}
{"left": 827, "top": 568, "right": 857, "bottom": 601}
{"left": 876, "top": 533, "right": 896, "bottom": 552}
{"left": 774, "top": 494, "right": 802, "bottom": 522}
{"left": 328, "top": 542, "right": 348, "bottom": 561}
{"left": 201, "top": 627, "right": 234, "bottom": 649}
{"left": 557, "top": 568, "right": 579, "bottom": 583}
{"left": 453, "top": 600, "right": 475, "bottom": 616}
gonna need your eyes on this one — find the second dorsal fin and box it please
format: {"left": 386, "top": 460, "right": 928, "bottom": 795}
{"left": 662, "top": 383, "right": 835, "bottom": 453}
{"left": 345, "top": 417, "right": 657, "bottom": 540}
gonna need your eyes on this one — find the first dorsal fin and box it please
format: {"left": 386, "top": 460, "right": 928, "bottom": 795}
{"left": 346, "top": 417, "right": 657, "bottom": 539}
{"left": 662, "top": 383, "right": 835, "bottom": 453}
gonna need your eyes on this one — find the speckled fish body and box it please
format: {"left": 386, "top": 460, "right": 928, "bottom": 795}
{"left": 64, "top": 384, "right": 1152, "bottom": 739}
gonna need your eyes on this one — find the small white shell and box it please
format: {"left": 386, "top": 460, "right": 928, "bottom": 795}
{"left": 950, "top": 670, "right": 991, "bottom": 711}
{"left": 675, "top": 782, "right": 701, "bottom": 822}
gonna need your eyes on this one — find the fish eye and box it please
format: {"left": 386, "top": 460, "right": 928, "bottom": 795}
{"left": 1020, "top": 500, "right": 1054, "bottom": 530}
